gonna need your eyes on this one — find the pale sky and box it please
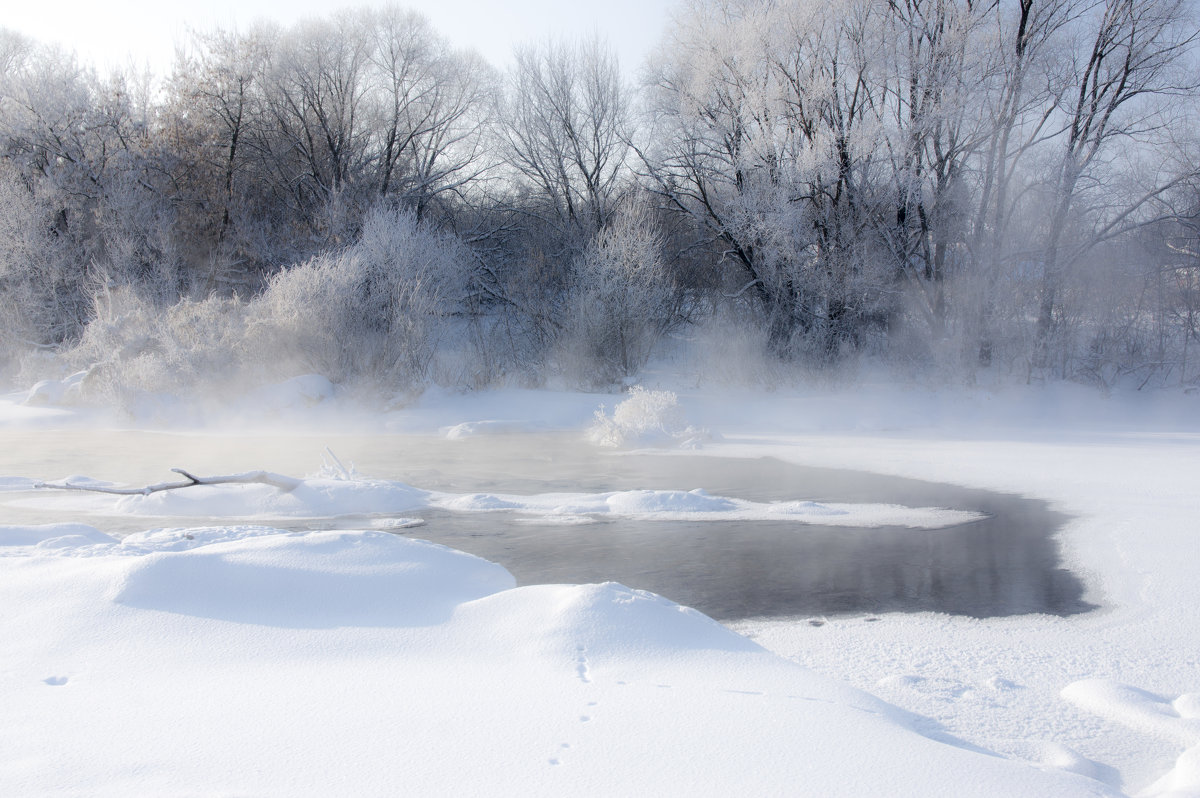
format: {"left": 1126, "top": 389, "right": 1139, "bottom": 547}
{"left": 4, "top": 0, "right": 678, "bottom": 78}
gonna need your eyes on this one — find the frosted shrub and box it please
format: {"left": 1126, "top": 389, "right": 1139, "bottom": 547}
{"left": 564, "top": 203, "right": 679, "bottom": 385}
{"left": 250, "top": 207, "right": 470, "bottom": 387}
{"left": 66, "top": 288, "right": 250, "bottom": 404}
{"left": 589, "top": 386, "right": 705, "bottom": 448}
{"left": 0, "top": 168, "right": 84, "bottom": 361}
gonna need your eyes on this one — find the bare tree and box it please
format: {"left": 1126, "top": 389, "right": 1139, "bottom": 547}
{"left": 504, "top": 36, "right": 632, "bottom": 248}
{"left": 1035, "top": 0, "right": 1199, "bottom": 362}
{"left": 366, "top": 7, "right": 498, "bottom": 220}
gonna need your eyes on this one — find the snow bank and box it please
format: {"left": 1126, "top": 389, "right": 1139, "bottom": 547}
{"left": 0, "top": 524, "right": 1115, "bottom": 796}
{"left": 0, "top": 522, "right": 115, "bottom": 548}
{"left": 438, "top": 487, "right": 982, "bottom": 528}
{"left": 0, "top": 394, "right": 73, "bottom": 426}
{"left": 1063, "top": 680, "right": 1200, "bottom": 797}
{"left": 6, "top": 381, "right": 1198, "bottom": 794}
{"left": 115, "top": 477, "right": 430, "bottom": 519}
{"left": 21, "top": 371, "right": 87, "bottom": 406}
{"left": 443, "top": 419, "right": 545, "bottom": 438}
{"left": 112, "top": 530, "right": 514, "bottom": 628}
{"left": 10, "top": 473, "right": 981, "bottom": 529}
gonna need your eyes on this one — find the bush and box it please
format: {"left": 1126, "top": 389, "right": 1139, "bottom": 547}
{"left": 561, "top": 202, "right": 680, "bottom": 385}
{"left": 249, "top": 207, "right": 471, "bottom": 387}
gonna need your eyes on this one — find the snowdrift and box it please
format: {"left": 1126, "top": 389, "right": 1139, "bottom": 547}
{"left": 0, "top": 524, "right": 1114, "bottom": 796}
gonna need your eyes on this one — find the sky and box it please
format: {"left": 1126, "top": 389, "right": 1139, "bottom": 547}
{"left": 4, "top": 0, "right": 678, "bottom": 78}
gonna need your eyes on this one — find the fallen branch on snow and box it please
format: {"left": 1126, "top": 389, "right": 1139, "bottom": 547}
{"left": 35, "top": 469, "right": 303, "bottom": 496}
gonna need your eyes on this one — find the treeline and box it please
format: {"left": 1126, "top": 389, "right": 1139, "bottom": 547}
{"left": 2, "top": 0, "right": 1199, "bottom": 399}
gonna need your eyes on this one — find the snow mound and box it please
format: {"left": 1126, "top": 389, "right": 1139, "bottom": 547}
{"left": 0, "top": 523, "right": 116, "bottom": 548}
{"left": 1064, "top": 679, "right": 1200, "bottom": 797}
{"left": 440, "top": 493, "right": 526, "bottom": 511}
{"left": 988, "top": 740, "right": 1111, "bottom": 784}
{"left": 113, "top": 529, "right": 515, "bottom": 628}
{"left": 543, "top": 581, "right": 764, "bottom": 656}
{"left": 1142, "top": 744, "right": 1200, "bottom": 798}
{"left": 22, "top": 371, "right": 87, "bottom": 407}
{"left": 443, "top": 419, "right": 542, "bottom": 438}
{"left": 431, "top": 488, "right": 981, "bottom": 528}
{"left": 120, "top": 525, "right": 292, "bottom": 552}
{"left": 1062, "top": 680, "right": 1200, "bottom": 746}
{"left": 455, "top": 581, "right": 763, "bottom": 663}
{"left": 603, "top": 488, "right": 738, "bottom": 514}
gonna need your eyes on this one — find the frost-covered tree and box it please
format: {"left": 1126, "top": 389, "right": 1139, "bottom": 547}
{"left": 565, "top": 201, "right": 680, "bottom": 382}
{"left": 642, "top": 0, "right": 896, "bottom": 356}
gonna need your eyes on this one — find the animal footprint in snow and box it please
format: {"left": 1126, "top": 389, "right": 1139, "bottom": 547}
{"left": 574, "top": 645, "right": 591, "bottom": 684}
{"left": 43, "top": 676, "right": 68, "bottom": 686}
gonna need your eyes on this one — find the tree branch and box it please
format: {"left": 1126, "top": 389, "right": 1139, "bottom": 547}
{"left": 35, "top": 469, "right": 303, "bottom": 496}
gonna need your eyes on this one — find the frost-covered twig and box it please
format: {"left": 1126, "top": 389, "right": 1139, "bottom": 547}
{"left": 35, "top": 469, "right": 303, "bottom": 496}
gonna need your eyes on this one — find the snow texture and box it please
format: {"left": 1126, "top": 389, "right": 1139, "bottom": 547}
{"left": 0, "top": 523, "right": 1113, "bottom": 796}
{"left": 2, "top": 379, "right": 1198, "bottom": 795}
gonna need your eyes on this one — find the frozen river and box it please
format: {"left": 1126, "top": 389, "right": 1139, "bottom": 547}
{"left": 0, "top": 428, "right": 1091, "bottom": 621}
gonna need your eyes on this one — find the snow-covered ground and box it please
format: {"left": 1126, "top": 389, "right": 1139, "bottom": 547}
{"left": 2, "top": 378, "right": 1198, "bottom": 796}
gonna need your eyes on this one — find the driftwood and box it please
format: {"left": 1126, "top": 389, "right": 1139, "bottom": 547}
{"left": 35, "top": 469, "right": 302, "bottom": 496}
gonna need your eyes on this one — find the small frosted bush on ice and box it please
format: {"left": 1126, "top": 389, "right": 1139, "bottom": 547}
{"left": 589, "top": 386, "right": 706, "bottom": 448}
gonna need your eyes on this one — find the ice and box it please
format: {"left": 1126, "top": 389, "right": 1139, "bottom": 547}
{"left": 430, "top": 487, "right": 978, "bottom": 527}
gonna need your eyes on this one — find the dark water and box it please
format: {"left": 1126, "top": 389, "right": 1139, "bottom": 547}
{"left": 381, "top": 442, "right": 1095, "bottom": 622}
{"left": 0, "top": 429, "right": 1094, "bottom": 622}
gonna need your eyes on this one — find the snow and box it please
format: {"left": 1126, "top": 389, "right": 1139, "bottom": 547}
{"left": 0, "top": 522, "right": 115, "bottom": 547}
{"left": 0, "top": 524, "right": 1111, "bottom": 796}
{"left": 438, "top": 487, "right": 981, "bottom": 527}
{"left": 10, "top": 473, "right": 980, "bottom": 529}
{"left": 2, "top": 379, "right": 1199, "bottom": 795}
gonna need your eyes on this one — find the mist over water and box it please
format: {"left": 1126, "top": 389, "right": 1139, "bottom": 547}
{"left": 0, "top": 428, "right": 1092, "bottom": 620}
